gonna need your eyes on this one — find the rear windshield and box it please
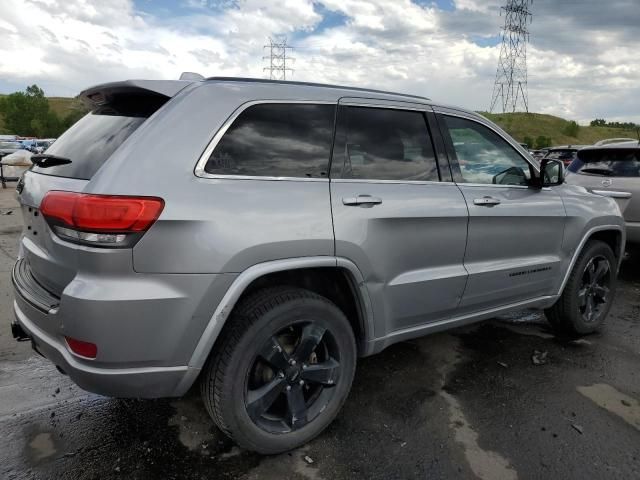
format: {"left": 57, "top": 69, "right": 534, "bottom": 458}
{"left": 569, "top": 149, "right": 640, "bottom": 177}
{"left": 545, "top": 149, "right": 577, "bottom": 161}
{"left": 30, "top": 113, "right": 145, "bottom": 179}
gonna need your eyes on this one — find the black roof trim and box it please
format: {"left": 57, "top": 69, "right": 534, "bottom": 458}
{"left": 205, "top": 76, "right": 430, "bottom": 101}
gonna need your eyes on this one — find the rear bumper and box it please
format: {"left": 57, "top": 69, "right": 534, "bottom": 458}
{"left": 626, "top": 221, "right": 640, "bottom": 244}
{"left": 13, "top": 299, "right": 197, "bottom": 398}
{"left": 9, "top": 255, "right": 235, "bottom": 398}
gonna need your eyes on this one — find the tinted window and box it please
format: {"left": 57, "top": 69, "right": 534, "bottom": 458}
{"left": 572, "top": 149, "right": 640, "bottom": 177}
{"left": 546, "top": 149, "right": 578, "bottom": 162}
{"left": 31, "top": 113, "right": 145, "bottom": 179}
{"left": 443, "top": 115, "right": 531, "bottom": 186}
{"left": 205, "top": 104, "right": 335, "bottom": 178}
{"left": 332, "top": 106, "right": 438, "bottom": 181}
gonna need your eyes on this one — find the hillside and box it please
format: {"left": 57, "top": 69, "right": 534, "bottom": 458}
{"left": 1, "top": 95, "right": 637, "bottom": 147}
{"left": 480, "top": 112, "right": 637, "bottom": 148}
{"left": 0, "top": 96, "right": 80, "bottom": 133}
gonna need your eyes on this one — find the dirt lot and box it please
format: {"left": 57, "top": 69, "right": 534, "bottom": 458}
{"left": 0, "top": 187, "right": 638, "bottom": 480}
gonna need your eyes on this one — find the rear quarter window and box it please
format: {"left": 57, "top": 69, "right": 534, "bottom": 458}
{"left": 204, "top": 103, "right": 336, "bottom": 178}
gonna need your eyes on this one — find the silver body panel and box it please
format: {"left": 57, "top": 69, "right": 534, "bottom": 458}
{"left": 11, "top": 78, "right": 626, "bottom": 398}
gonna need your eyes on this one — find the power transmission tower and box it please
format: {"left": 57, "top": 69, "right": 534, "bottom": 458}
{"left": 489, "top": 0, "right": 533, "bottom": 113}
{"left": 263, "top": 37, "right": 294, "bottom": 80}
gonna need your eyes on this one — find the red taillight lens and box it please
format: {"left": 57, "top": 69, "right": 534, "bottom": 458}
{"left": 65, "top": 336, "right": 98, "bottom": 359}
{"left": 40, "top": 191, "right": 164, "bottom": 247}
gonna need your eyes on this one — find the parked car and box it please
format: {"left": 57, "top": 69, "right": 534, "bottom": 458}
{"left": 543, "top": 145, "right": 589, "bottom": 167}
{"left": 566, "top": 141, "right": 639, "bottom": 244}
{"left": 10, "top": 77, "right": 625, "bottom": 454}
{"left": 594, "top": 138, "right": 637, "bottom": 146}
{"left": 0, "top": 141, "right": 23, "bottom": 157}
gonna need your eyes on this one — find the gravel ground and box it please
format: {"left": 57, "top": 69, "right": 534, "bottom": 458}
{"left": 0, "top": 187, "right": 638, "bottom": 480}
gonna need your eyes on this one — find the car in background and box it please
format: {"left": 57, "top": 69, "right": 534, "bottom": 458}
{"left": 32, "top": 139, "right": 54, "bottom": 153}
{"left": 0, "top": 141, "right": 24, "bottom": 157}
{"left": 566, "top": 141, "right": 640, "bottom": 244}
{"left": 594, "top": 138, "right": 637, "bottom": 146}
{"left": 542, "top": 145, "right": 589, "bottom": 167}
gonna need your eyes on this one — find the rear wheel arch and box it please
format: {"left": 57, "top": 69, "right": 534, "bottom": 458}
{"left": 188, "top": 258, "right": 373, "bottom": 375}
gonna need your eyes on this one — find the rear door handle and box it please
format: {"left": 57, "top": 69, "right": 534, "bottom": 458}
{"left": 473, "top": 196, "right": 501, "bottom": 206}
{"left": 342, "top": 195, "right": 383, "bottom": 207}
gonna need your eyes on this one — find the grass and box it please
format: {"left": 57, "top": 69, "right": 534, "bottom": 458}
{"left": 479, "top": 112, "right": 638, "bottom": 147}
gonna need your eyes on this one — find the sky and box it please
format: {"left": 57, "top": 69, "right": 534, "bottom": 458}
{"left": 1, "top": 0, "right": 639, "bottom": 123}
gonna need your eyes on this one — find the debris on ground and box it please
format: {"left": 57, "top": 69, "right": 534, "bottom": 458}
{"left": 497, "top": 361, "right": 508, "bottom": 368}
{"left": 571, "top": 424, "right": 584, "bottom": 435}
{"left": 531, "top": 350, "right": 548, "bottom": 365}
{"left": 303, "top": 455, "right": 314, "bottom": 464}
{"left": 3, "top": 210, "right": 12, "bottom": 215}
{"left": 621, "top": 399, "right": 631, "bottom": 407}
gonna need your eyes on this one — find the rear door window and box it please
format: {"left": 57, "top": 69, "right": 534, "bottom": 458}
{"left": 31, "top": 113, "right": 145, "bottom": 179}
{"left": 205, "top": 103, "right": 335, "bottom": 178}
{"left": 331, "top": 106, "right": 439, "bottom": 181}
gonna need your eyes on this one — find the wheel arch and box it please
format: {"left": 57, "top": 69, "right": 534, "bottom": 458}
{"left": 186, "top": 257, "right": 374, "bottom": 377}
{"left": 557, "top": 224, "right": 624, "bottom": 296}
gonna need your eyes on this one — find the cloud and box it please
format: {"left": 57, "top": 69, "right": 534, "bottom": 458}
{"left": 0, "top": 0, "right": 638, "bottom": 123}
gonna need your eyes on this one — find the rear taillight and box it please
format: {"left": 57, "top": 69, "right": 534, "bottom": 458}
{"left": 40, "top": 191, "right": 164, "bottom": 248}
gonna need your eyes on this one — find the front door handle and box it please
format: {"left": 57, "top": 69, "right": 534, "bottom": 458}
{"left": 342, "top": 195, "right": 383, "bottom": 207}
{"left": 473, "top": 196, "right": 501, "bottom": 206}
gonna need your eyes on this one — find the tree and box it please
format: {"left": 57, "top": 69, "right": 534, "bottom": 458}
{"left": 523, "top": 136, "right": 534, "bottom": 149}
{"left": 0, "top": 85, "right": 88, "bottom": 137}
{"left": 0, "top": 84, "right": 52, "bottom": 136}
{"left": 535, "top": 136, "right": 552, "bottom": 149}
{"left": 590, "top": 118, "right": 606, "bottom": 127}
{"left": 563, "top": 120, "right": 580, "bottom": 138}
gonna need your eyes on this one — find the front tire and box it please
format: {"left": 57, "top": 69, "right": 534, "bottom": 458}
{"left": 545, "top": 240, "right": 617, "bottom": 336}
{"left": 201, "top": 287, "right": 357, "bottom": 454}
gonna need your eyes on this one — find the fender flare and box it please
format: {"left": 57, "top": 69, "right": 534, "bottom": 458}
{"left": 556, "top": 224, "right": 624, "bottom": 296}
{"left": 176, "top": 256, "right": 375, "bottom": 393}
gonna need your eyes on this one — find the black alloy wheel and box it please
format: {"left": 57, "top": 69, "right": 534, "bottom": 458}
{"left": 578, "top": 255, "right": 611, "bottom": 324}
{"left": 245, "top": 322, "right": 341, "bottom": 433}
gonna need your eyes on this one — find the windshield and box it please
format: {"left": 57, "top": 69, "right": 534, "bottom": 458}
{"left": 569, "top": 149, "right": 640, "bottom": 177}
{"left": 31, "top": 113, "right": 145, "bottom": 179}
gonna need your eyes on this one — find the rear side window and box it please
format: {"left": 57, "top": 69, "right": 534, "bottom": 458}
{"left": 571, "top": 149, "right": 640, "bottom": 177}
{"left": 331, "top": 106, "right": 439, "bottom": 181}
{"left": 205, "top": 104, "right": 335, "bottom": 178}
{"left": 32, "top": 113, "right": 145, "bottom": 179}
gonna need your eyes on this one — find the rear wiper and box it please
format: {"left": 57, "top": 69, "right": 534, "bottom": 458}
{"left": 31, "top": 154, "right": 72, "bottom": 168}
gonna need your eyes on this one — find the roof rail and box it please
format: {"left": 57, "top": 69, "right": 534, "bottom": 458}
{"left": 205, "top": 76, "right": 430, "bottom": 101}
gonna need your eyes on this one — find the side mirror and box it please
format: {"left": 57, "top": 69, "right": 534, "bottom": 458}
{"left": 537, "top": 158, "right": 564, "bottom": 187}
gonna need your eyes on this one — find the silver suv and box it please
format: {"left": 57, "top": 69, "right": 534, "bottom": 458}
{"left": 10, "top": 77, "right": 625, "bottom": 454}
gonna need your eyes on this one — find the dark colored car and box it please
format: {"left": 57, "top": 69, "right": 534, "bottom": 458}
{"left": 543, "top": 145, "right": 589, "bottom": 167}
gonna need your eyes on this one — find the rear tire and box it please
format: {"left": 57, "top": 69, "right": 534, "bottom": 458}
{"left": 201, "top": 286, "right": 356, "bottom": 454}
{"left": 545, "top": 240, "right": 617, "bottom": 336}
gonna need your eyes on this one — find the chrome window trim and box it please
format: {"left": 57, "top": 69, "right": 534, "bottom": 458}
{"left": 338, "top": 101, "right": 429, "bottom": 112}
{"left": 434, "top": 108, "right": 540, "bottom": 175}
{"left": 331, "top": 178, "right": 454, "bottom": 186}
{"left": 194, "top": 99, "right": 337, "bottom": 180}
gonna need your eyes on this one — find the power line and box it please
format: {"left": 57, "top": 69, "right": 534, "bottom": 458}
{"left": 490, "top": 0, "right": 533, "bottom": 113}
{"left": 263, "top": 36, "right": 294, "bottom": 80}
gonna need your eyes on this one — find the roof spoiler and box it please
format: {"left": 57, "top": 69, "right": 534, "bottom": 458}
{"left": 79, "top": 79, "right": 194, "bottom": 111}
